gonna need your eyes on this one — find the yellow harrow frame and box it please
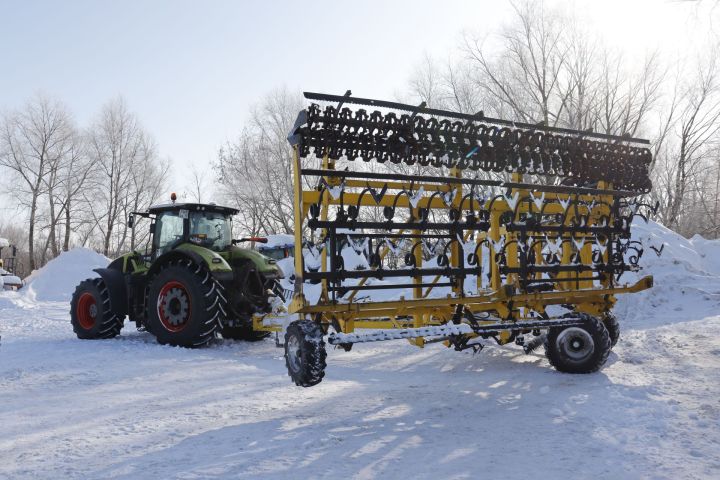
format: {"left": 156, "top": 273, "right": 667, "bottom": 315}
{"left": 256, "top": 92, "right": 656, "bottom": 385}
{"left": 253, "top": 147, "right": 652, "bottom": 350}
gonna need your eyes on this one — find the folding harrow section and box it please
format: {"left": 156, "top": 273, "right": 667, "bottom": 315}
{"left": 293, "top": 92, "right": 653, "bottom": 193}
{"left": 273, "top": 91, "right": 657, "bottom": 385}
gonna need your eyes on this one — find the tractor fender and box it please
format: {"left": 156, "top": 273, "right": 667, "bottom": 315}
{"left": 93, "top": 267, "right": 129, "bottom": 317}
{"left": 147, "top": 249, "right": 224, "bottom": 278}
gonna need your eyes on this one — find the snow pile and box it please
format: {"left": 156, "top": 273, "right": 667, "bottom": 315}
{"left": 615, "top": 220, "right": 720, "bottom": 330}
{"left": 23, "top": 248, "right": 110, "bottom": 302}
{"left": 631, "top": 220, "right": 720, "bottom": 277}
{"left": 0, "top": 237, "right": 9, "bottom": 248}
{"left": 262, "top": 234, "right": 295, "bottom": 248}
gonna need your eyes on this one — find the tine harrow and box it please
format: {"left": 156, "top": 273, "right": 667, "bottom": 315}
{"left": 290, "top": 92, "right": 653, "bottom": 193}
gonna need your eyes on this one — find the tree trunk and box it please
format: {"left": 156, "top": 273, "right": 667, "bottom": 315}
{"left": 28, "top": 193, "right": 37, "bottom": 271}
{"left": 48, "top": 185, "right": 59, "bottom": 257}
{"left": 64, "top": 197, "right": 71, "bottom": 251}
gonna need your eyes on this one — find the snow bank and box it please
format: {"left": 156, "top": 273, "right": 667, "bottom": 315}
{"left": 23, "top": 248, "right": 110, "bottom": 302}
{"left": 262, "top": 234, "right": 294, "bottom": 248}
{"left": 614, "top": 220, "right": 720, "bottom": 330}
{"left": 631, "top": 221, "right": 720, "bottom": 277}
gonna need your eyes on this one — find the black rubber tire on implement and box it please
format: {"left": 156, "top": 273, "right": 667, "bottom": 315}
{"left": 284, "top": 319, "right": 327, "bottom": 387}
{"left": 544, "top": 313, "right": 611, "bottom": 374}
{"left": 70, "top": 278, "right": 124, "bottom": 339}
{"left": 221, "top": 325, "right": 271, "bottom": 341}
{"left": 603, "top": 313, "right": 620, "bottom": 348}
{"left": 146, "top": 261, "right": 225, "bottom": 348}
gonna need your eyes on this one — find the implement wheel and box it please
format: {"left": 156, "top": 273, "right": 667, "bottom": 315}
{"left": 146, "top": 261, "right": 225, "bottom": 347}
{"left": 544, "top": 313, "right": 611, "bottom": 374}
{"left": 284, "top": 320, "right": 327, "bottom": 387}
{"left": 70, "top": 278, "right": 124, "bottom": 339}
{"left": 603, "top": 313, "right": 620, "bottom": 348}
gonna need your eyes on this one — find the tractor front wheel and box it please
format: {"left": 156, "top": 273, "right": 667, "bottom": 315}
{"left": 284, "top": 320, "right": 327, "bottom": 387}
{"left": 544, "top": 313, "right": 611, "bottom": 374}
{"left": 70, "top": 278, "right": 124, "bottom": 339}
{"left": 146, "top": 262, "right": 225, "bottom": 347}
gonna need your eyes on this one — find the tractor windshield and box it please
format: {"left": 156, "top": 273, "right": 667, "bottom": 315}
{"left": 189, "top": 211, "right": 232, "bottom": 251}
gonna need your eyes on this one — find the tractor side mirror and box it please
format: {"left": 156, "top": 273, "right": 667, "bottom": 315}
{"left": 128, "top": 214, "right": 135, "bottom": 229}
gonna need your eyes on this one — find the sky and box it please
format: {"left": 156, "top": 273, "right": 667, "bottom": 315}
{"left": 0, "top": 0, "right": 717, "bottom": 213}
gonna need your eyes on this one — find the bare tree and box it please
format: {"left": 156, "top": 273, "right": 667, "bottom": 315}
{"left": 216, "top": 88, "right": 304, "bottom": 236}
{"left": 186, "top": 163, "right": 212, "bottom": 203}
{"left": 87, "top": 97, "right": 161, "bottom": 256}
{"left": 0, "top": 95, "right": 75, "bottom": 270}
{"left": 662, "top": 49, "right": 720, "bottom": 231}
{"left": 462, "top": 0, "right": 571, "bottom": 125}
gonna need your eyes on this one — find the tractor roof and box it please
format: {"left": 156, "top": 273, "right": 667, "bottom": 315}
{"left": 148, "top": 202, "right": 239, "bottom": 215}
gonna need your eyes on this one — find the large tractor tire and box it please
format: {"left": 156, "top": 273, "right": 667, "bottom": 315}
{"left": 221, "top": 325, "right": 271, "bottom": 341}
{"left": 146, "top": 261, "right": 225, "bottom": 348}
{"left": 284, "top": 319, "right": 327, "bottom": 387}
{"left": 70, "top": 278, "right": 124, "bottom": 339}
{"left": 544, "top": 313, "right": 611, "bottom": 374}
{"left": 603, "top": 313, "right": 620, "bottom": 348}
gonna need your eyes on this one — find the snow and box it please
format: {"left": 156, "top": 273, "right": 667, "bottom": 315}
{"left": 262, "top": 234, "right": 295, "bottom": 249}
{"left": 22, "top": 248, "right": 110, "bottom": 302}
{"left": 1, "top": 274, "right": 22, "bottom": 289}
{"left": 1, "top": 222, "right": 720, "bottom": 479}
{"left": 0, "top": 237, "right": 9, "bottom": 248}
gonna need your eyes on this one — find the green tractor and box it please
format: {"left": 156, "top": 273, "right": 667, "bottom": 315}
{"left": 70, "top": 201, "right": 285, "bottom": 347}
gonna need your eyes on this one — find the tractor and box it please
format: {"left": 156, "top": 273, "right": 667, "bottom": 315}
{"left": 70, "top": 199, "right": 285, "bottom": 347}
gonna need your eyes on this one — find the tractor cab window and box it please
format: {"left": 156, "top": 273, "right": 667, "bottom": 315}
{"left": 189, "top": 212, "right": 232, "bottom": 251}
{"left": 154, "top": 212, "right": 185, "bottom": 257}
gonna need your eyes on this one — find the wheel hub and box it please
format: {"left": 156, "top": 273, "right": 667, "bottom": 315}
{"left": 77, "top": 292, "right": 97, "bottom": 330}
{"left": 157, "top": 282, "right": 191, "bottom": 332}
{"left": 556, "top": 327, "right": 594, "bottom": 362}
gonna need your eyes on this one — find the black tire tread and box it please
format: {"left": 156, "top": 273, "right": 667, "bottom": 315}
{"left": 70, "top": 278, "right": 123, "bottom": 339}
{"left": 603, "top": 313, "right": 620, "bottom": 348}
{"left": 145, "top": 259, "right": 226, "bottom": 348}
{"left": 544, "top": 313, "right": 611, "bottom": 374}
{"left": 284, "top": 320, "right": 327, "bottom": 387}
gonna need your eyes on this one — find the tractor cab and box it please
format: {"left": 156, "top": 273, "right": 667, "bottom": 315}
{"left": 144, "top": 203, "right": 239, "bottom": 258}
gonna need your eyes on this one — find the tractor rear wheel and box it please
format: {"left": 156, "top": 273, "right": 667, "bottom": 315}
{"left": 284, "top": 319, "right": 327, "bottom": 387}
{"left": 70, "top": 278, "right": 124, "bottom": 339}
{"left": 146, "top": 261, "right": 225, "bottom": 347}
{"left": 544, "top": 313, "right": 611, "bottom": 374}
{"left": 221, "top": 325, "right": 271, "bottom": 341}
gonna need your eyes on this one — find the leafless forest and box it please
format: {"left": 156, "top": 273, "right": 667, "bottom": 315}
{"left": 2, "top": 1, "right": 719, "bottom": 277}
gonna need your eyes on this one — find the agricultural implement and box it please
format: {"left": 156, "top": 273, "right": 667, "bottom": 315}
{"left": 272, "top": 92, "right": 656, "bottom": 386}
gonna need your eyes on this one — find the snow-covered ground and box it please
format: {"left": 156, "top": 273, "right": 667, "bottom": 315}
{"left": 1, "top": 223, "right": 720, "bottom": 479}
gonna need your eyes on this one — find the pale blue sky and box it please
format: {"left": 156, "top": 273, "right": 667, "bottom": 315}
{"left": 0, "top": 0, "right": 508, "bottom": 187}
{"left": 0, "top": 0, "right": 714, "bottom": 202}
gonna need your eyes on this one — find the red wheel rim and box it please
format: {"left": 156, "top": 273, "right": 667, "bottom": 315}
{"left": 77, "top": 292, "right": 97, "bottom": 330}
{"left": 157, "top": 281, "right": 191, "bottom": 332}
